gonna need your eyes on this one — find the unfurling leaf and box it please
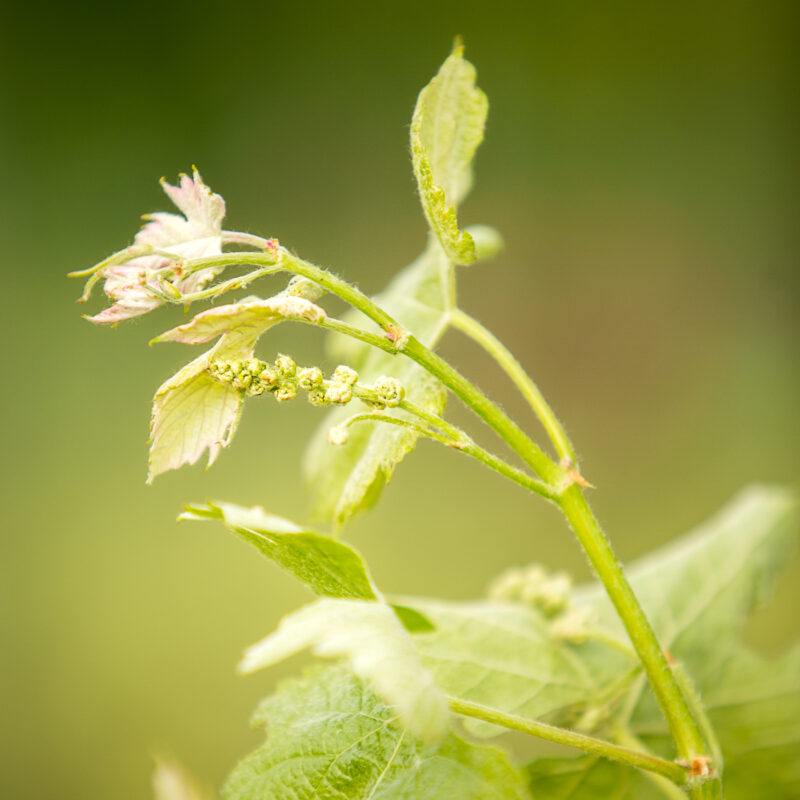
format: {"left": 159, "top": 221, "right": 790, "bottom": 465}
{"left": 81, "top": 169, "right": 227, "bottom": 324}
{"left": 180, "top": 501, "right": 379, "bottom": 600}
{"left": 224, "top": 667, "right": 533, "bottom": 800}
{"left": 148, "top": 290, "right": 325, "bottom": 481}
{"left": 305, "top": 242, "right": 451, "bottom": 527}
{"left": 240, "top": 598, "right": 450, "bottom": 742}
{"left": 411, "top": 47, "right": 488, "bottom": 264}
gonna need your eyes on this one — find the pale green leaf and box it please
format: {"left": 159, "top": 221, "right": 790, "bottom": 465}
{"left": 239, "top": 598, "right": 449, "bottom": 742}
{"left": 224, "top": 667, "right": 532, "bottom": 800}
{"left": 704, "top": 645, "right": 800, "bottom": 799}
{"left": 147, "top": 329, "right": 256, "bottom": 482}
{"left": 393, "top": 597, "right": 625, "bottom": 738}
{"left": 180, "top": 501, "right": 379, "bottom": 600}
{"left": 411, "top": 47, "right": 488, "bottom": 264}
{"left": 305, "top": 242, "right": 451, "bottom": 527}
{"left": 148, "top": 289, "right": 324, "bottom": 481}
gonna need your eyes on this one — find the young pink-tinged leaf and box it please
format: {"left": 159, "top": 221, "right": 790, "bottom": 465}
{"left": 152, "top": 295, "right": 325, "bottom": 346}
{"left": 83, "top": 169, "right": 227, "bottom": 324}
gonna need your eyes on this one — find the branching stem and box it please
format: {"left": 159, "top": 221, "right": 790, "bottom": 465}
{"left": 450, "top": 308, "right": 577, "bottom": 465}
{"left": 449, "top": 696, "right": 689, "bottom": 785}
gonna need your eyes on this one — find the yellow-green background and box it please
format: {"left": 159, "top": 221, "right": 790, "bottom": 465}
{"left": 2, "top": 2, "right": 798, "bottom": 797}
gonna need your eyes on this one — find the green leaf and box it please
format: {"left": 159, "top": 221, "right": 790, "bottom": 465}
{"left": 148, "top": 347, "right": 244, "bottom": 483}
{"left": 522, "top": 487, "right": 799, "bottom": 798}
{"left": 180, "top": 501, "right": 378, "bottom": 600}
{"left": 238, "top": 598, "right": 450, "bottom": 742}
{"left": 526, "top": 756, "right": 650, "bottom": 800}
{"left": 304, "top": 242, "right": 451, "bottom": 527}
{"left": 393, "top": 597, "right": 625, "bottom": 738}
{"left": 224, "top": 667, "right": 532, "bottom": 800}
{"left": 411, "top": 46, "right": 488, "bottom": 264}
{"left": 705, "top": 645, "right": 800, "bottom": 799}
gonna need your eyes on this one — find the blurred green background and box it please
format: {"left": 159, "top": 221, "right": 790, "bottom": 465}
{"left": 2, "top": 1, "right": 798, "bottom": 797}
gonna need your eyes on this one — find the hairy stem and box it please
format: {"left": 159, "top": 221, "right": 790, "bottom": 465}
{"left": 450, "top": 308, "right": 577, "bottom": 465}
{"left": 558, "top": 487, "right": 714, "bottom": 777}
{"left": 188, "top": 243, "right": 562, "bottom": 483}
{"left": 449, "top": 697, "right": 689, "bottom": 785}
{"left": 345, "top": 388, "right": 557, "bottom": 501}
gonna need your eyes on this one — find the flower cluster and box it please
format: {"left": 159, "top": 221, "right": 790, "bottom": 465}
{"left": 488, "top": 563, "right": 572, "bottom": 614}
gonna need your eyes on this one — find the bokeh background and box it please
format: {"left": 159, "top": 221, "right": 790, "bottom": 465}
{"left": 2, "top": 2, "right": 798, "bottom": 797}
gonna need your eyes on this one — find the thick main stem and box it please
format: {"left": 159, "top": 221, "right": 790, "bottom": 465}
{"left": 558, "top": 486, "right": 716, "bottom": 794}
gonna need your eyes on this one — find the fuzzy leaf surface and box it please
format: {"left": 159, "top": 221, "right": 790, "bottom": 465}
{"left": 305, "top": 242, "right": 451, "bottom": 527}
{"left": 224, "top": 667, "right": 532, "bottom": 800}
{"left": 411, "top": 47, "right": 487, "bottom": 264}
{"left": 239, "top": 598, "right": 449, "bottom": 742}
{"left": 181, "top": 501, "right": 378, "bottom": 600}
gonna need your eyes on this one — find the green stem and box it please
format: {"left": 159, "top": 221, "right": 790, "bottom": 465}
{"left": 449, "top": 697, "right": 688, "bottom": 785}
{"left": 198, "top": 244, "right": 561, "bottom": 483}
{"left": 557, "top": 487, "right": 710, "bottom": 767}
{"left": 450, "top": 308, "right": 577, "bottom": 465}
{"left": 346, "top": 387, "right": 556, "bottom": 501}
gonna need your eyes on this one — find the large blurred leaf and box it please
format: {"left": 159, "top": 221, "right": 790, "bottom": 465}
{"left": 526, "top": 756, "right": 651, "bottom": 799}
{"left": 521, "top": 486, "right": 799, "bottom": 798}
{"left": 304, "top": 242, "right": 451, "bottom": 527}
{"left": 224, "top": 667, "right": 532, "bottom": 800}
{"left": 239, "top": 598, "right": 449, "bottom": 742}
{"left": 576, "top": 485, "right": 798, "bottom": 683}
{"left": 411, "top": 47, "right": 487, "bottom": 264}
{"left": 180, "top": 501, "right": 378, "bottom": 600}
{"left": 524, "top": 646, "right": 800, "bottom": 800}
{"left": 393, "top": 597, "right": 628, "bottom": 738}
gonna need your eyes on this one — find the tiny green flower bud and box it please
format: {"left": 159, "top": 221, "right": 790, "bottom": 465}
{"left": 332, "top": 365, "right": 358, "bottom": 386}
{"left": 246, "top": 379, "right": 267, "bottom": 397}
{"left": 275, "top": 354, "right": 296, "bottom": 378}
{"left": 232, "top": 373, "right": 253, "bottom": 391}
{"left": 297, "top": 366, "right": 324, "bottom": 390}
{"left": 274, "top": 383, "right": 297, "bottom": 402}
{"left": 373, "top": 376, "right": 405, "bottom": 407}
{"left": 327, "top": 425, "right": 349, "bottom": 446}
{"left": 549, "top": 606, "right": 595, "bottom": 643}
{"left": 307, "top": 388, "right": 329, "bottom": 407}
{"left": 325, "top": 384, "right": 353, "bottom": 405}
{"left": 246, "top": 358, "right": 264, "bottom": 375}
{"left": 486, "top": 568, "right": 526, "bottom": 601}
{"left": 259, "top": 367, "right": 279, "bottom": 387}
